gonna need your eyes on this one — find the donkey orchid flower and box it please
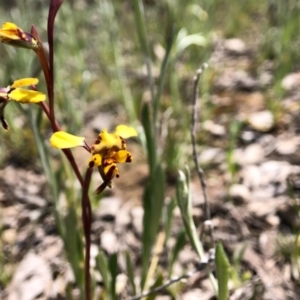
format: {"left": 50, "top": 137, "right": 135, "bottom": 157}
{"left": 0, "top": 78, "right": 46, "bottom": 130}
{"left": 50, "top": 125, "right": 138, "bottom": 194}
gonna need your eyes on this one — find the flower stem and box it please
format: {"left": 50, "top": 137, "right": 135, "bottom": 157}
{"left": 82, "top": 168, "right": 93, "bottom": 300}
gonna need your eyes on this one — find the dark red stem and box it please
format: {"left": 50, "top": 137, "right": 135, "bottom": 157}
{"left": 82, "top": 168, "right": 93, "bottom": 300}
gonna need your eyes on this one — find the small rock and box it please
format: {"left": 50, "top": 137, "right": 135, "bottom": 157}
{"left": 281, "top": 72, "right": 300, "bottom": 90}
{"left": 224, "top": 38, "right": 247, "bottom": 55}
{"left": 275, "top": 136, "right": 300, "bottom": 155}
{"left": 248, "top": 197, "right": 287, "bottom": 217}
{"left": 229, "top": 184, "right": 251, "bottom": 204}
{"left": 203, "top": 120, "right": 225, "bottom": 136}
{"left": 215, "top": 70, "right": 257, "bottom": 91}
{"left": 115, "top": 203, "right": 132, "bottom": 230}
{"left": 243, "top": 161, "right": 300, "bottom": 197}
{"left": 90, "top": 244, "right": 99, "bottom": 268}
{"left": 8, "top": 252, "right": 52, "bottom": 300}
{"left": 244, "top": 144, "right": 265, "bottom": 164}
{"left": 234, "top": 144, "right": 265, "bottom": 165}
{"left": 96, "top": 197, "right": 121, "bottom": 221}
{"left": 2, "top": 229, "right": 17, "bottom": 244}
{"left": 100, "top": 231, "right": 118, "bottom": 253}
{"left": 265, "top": 215, "right": 280, "bottom": 227}
{"left": 248, "top": 110, "right": 274, "bottom": 132}
{"left": 130, "top": 206, "right": 144, "bottom": 235}
{"left": 198, "top": 148, "right": 225, "bottom": 165}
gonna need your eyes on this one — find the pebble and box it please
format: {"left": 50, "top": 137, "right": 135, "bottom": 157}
{"left": 130, "top": 206, "right": 144, "bottom": 235}
{"left": 234, "top": 144, "right": 265, "bottom": 165}
{"left": 224, "top": 38, "right": 247, "bottom": 55}
{"left": 203, "top": 120, "right": 226, "bottom": 136}
{"left": 198, "top": 148, "right": 225, "bottom": 165}
{"left": 229, "top": 184, "right": 251, "bottom": 204}
{"left": 275, "top": 136, "right": 300, "bottom": 155}
{"left": 248, "top": 110, "right": 274, "bottom": 132}
{"left": 8, "top": 252, "right": 52, "bottom": 300}
{"left": 96, "top": 197, "right": 121, "bottom": 221}
{"left": 100, "top": 231, "right": 118, "bottom": 254}
{"left": 281, "top": 72, "right": 300, "bottom": 91}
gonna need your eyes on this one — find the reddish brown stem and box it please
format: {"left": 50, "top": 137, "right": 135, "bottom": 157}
{"left": 39, "top": 102, "right": 87, "bottom": 187}
{"left": 82, "top": 168, "right": 93, "bottom": 300}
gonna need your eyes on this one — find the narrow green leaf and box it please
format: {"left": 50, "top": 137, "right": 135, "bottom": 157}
{"left": 164, "top": 197, "right": 176, "bottom": 242}
{"left": 96, "top": 250, "right": 111, "bottom": 294}
{"left": 216, "top": 242, "right": 230, "bottom": 300}
{"left": 108, "top": 253, "right": 118, "bottom": 300}
{"left": 140, "top": 102, "right": 155, "bottom": 171}
{"left": 125, "top": 251, "right": 136, "bottom": 295}
{"left": 141, "top": 164, "right": 165, "bottom": 289}
{"left": 168, "top": 229, "right": 186, "bottom": 276}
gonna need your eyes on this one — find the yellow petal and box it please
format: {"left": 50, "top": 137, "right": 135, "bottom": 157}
{"left": 9, "top": 89, "right": 46, "bottom": 103}
{"left": 88, "top": 154, "right": 102, "bottom": 167}
{"left": 0, "top": 22, "right": 20, "bottom": 40}
{"left": 10, "top": 78, "right": 39, "bottom": 88}
{"left": 114, "top": 125, "right": 138, "bottom": 139}
{"left": 103, "top": 163, "right": 119, "bottom": 179}
{"left": 112, "top": 150, "right": 133, "bottom": 163}
{"left": 50, "top": 131, "right": 85, "bottom": 149}
{"left": 92, "top": 129, "right": 124, "bottom": 154}
{"left": 101, "top": 129, "right": 123, "bottom": 148}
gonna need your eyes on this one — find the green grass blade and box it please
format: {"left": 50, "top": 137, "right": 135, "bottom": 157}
{"left": 141, "top": 164, "right": 165, "bottom": 289}
{"left": 125, "top": 251, "right": 136, "bottom": 295}
{"left": 168, "top": 229, "right": 186, "bottom": 276}
{"left": 216, "top": 242, "right": 230, "bottom": 300}
{"left": 96, "top": 250, "right": 111, "bottom": 295}
{"left": 108, "top": 253, "right": 118, "bottom": 300}
{"left": 140, "top": 102, "right": 156, "bottom": 171}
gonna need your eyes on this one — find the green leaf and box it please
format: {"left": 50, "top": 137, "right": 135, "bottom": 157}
{"left": 108, "top": 253, "right": 118, "bottom": 300}
{"left": 216, "top": 242, "right": 230, "bottom": 300}
{"left": 141, "top": 164, "right": 165, "bottom": 289}
{"left": 140, "top": 101, "right": 155, "bottom": 171}
{"left": 125, "top": 251, "right": 136, "bottom": 295}
{"left": 96, "top": 250, "right": 111, "bottom": 295}
{"left": 164, "top": 197, "right": 176, "bottom": 243}
{"left": 168, "top": 229, "right": 186, "bottom": 276}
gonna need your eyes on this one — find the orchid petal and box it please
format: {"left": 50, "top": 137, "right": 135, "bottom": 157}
{"left": 112, "top": 150, "right": 133, "bottom": 163}
{"left": 11, "top": 78, "right": 39, "bottom": 88}
{"left": 9, "top": 89, "right": 46, "bottom": 103}
{"left": 114, "top": 125, "right": 138, "bottom": 139}
{"left": 50, "top": 131, "right": 85, "bottom": 149}
{"left": 88, "top": 154, "right": 102, "bottom": 167}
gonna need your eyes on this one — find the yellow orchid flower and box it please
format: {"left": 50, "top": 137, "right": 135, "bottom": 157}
{"left": 0, "top": 78, "right": 46, "bottom": 130}
{"left": 50, "top": 125, "right": 137, "bottom": 193}
{"left": 0, "top": 22, "right": 38, "bottom": 50}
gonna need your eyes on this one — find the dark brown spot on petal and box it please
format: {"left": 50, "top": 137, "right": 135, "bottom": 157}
{"left": 120, "top": 137, "right": 126, "bottom": 149}
{"left": 94, "top": 138, "right": 101, "bottom": 144}
{"left": 126, "top": 154, "right": 132, "bottom": 162}
{"left": 105, "top": 165, "right": 117, "bottom": 179}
